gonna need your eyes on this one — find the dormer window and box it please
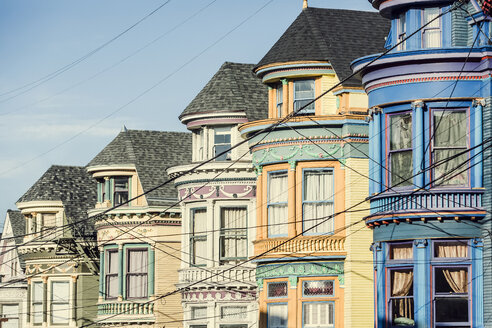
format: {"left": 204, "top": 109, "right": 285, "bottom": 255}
{"left": 422, "top": 8, "right": 441, "bottom": 48}
{"left": 397, "top": 12, "right": 406, "bottom": 50}
{"left": 294, "top": 80, "right": 315, "bottom": 115}
{"left": 97, "top": 176, "right": 131, "bottom": 206}
{"left": 214, "top": 127, "right": 232, "bottom": 161}
{"left": 113, "top": 177, "right": 129, "bottom": 206}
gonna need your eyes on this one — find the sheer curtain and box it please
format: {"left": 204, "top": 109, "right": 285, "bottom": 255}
{"left": 221, "top": 208, "right": 247, "bottom": 260}
{"left": 51, "top": 281, "right": 70, "bottom": 324}
{"left": 303, "top": 170, "right": 334, "bottom": 234}
{"left": 436, "top": 242, "right": 468, "bottom": 293}
{"left": 106, "top": 251, "right": 119, "bottom": 298}
{"left": 423, "top": 8, "right": 441, "bottom": 48}
{"left": 392, "top": 270, "right": 414, "bottom": 319}
{"left": 390, "top": 114, "right": 413, "bottom": 187}
{"left": 268, "top": 172, "right": 288, "bottom": 236}
{"left": 193, "top": 209, "right": 207, "bottom": 265}
{"left": 391, "top": 244, "right": 413, "bottom": 260}
{"left": 127, "top": 249, "right": 148, "bottom": 298}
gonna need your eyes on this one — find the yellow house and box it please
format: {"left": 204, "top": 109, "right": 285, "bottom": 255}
{"left": 238, "top": 5, "right": 390, "bottom": 328}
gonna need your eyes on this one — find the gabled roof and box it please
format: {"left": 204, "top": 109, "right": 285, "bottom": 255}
{"left": 180, "top": 62, "right": 268, "bottom": 122}
{"left": 255, "top": 7, "right": 390, "bottom": 87}
{"left": 88, "top": 130, "right": 192, "bottom": 205}
{"left": 6, "top": 210, "right": 24, "bottom": 246}
{"left": 17, "top": 165, "right": 97, "bottom": 238}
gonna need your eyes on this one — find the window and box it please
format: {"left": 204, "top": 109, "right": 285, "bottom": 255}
{"left": 432, "top": 110, "right": 468, "bottom": 186}
{"left": 276, "top": 84, "right": 283, "bottom": 117}
{"left": 97, "top": 179, "right": 105, "bottom": 203}
{"left": 190, "top": 306, "right": 207, "bottom": 328}
{"left": 389, "top": 269, "right": 414, "bottom": 327}
{"left": 220, "top": 207, "right": 247, "bottom": 263}
{"left": 190, "top": 209, "right": 207, "bottom": 266}
{"left": 267, "top": 282, "right": 288, "bottom": 298}
{"left": 267, "top": 303, "right": 288, "bottom": 328}
{"left": 302, "top": 280, "right": 334, "bottom": 297}
{"left": 113, "top": 177, "right": 129, "bottom": 206}
{"left": 194, "top": 128, "right": 205, "bottom": 161}
{"left": 214, "top": 127, "right": 232, "bottom": 161}
{"left": 389, "top": 243, "right": 413, "bottom": 260}
{"left": 105, "top": 250, "right": 118, "bottom": 299}
{"left": 422, "top": 7, "right": 441, "bottom": 48}
{"left": 32, "top": 282, "right": 43, "bottom": 325}
{"left": 126, "top": 249, "right": 148, "bottom": 299}
{"left": 294, "top": 80, "right": 315, "bottom": 114}
{"left": 267, "top": 171, "right": 288, "bottom": 237}
{"left": 41, "top": 214, "right": 56, "bottom": 238}
{"left": 303, "top": 302, "right": 334, "bottom": 328}
{"left": 303, "top": 169, "right": 334, "bottom": 235}
{"left": 51, "top": 281, "right": 69, "bottom": 325}
{"left": 220, "top": 306, "right": 248, "bottom": 320}
{"left": 397, "top": 12, "right": 406, "bottom": 50}
{"left": 389, "top": 113, "right": 413, "bottom": 187}
{"left": 2, "top": 304, "right": 19, "bottom": 328}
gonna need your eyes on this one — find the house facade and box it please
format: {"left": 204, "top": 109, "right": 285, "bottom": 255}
{"left": 239, "top": 6, "right": 389, "bottom": 328}
{"left": 0, "top": 210, "right": 27, "bottom": 328}
{"left": 16, "top": 165, "right": 99, "bottom": 328}
{"left": 352, "top": 0, "right": 489, "bottom": 326}
{"left": 88, "top": 129, "right": 191, "bottom": 327}
{"left": 167, "top": 62, "right": 268, "bottom": 328}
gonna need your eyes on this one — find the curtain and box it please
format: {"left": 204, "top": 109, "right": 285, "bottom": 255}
{"left": 392, "top": 270, "right": 414, "bottom": 319}
{"left": 303, "top": 170, "right": 334, "bottom": 234}
{"left": 106, "top": 276, "right": 118, "bottom": 298}
{"left": 268, "top": 172, "right": 288, "bottom": 236}
{"left": 390, "top": 114, "right": 413, "bottom": 186}
{"left": 303, "top": 302, "right": 333, "bottom": 326}
{"left": 443, "top": 269, "right": 468, "bottom": 293}
{"left": 436, "top": 242, "right": 468, "bottom": 258}
{"left": 423, "top": 8, "right": 441, "bottom": 48}
{"left": 51, "top": 282, "right": 70, "bottom": 324}
{"left": 127, "top": 250, "right": 148, "bottom": 298}
{"left": 193, "top": 210, "right": 207, "bottom": 265}
{"left": 221, "top": 208, "right": 247, "bottom": 259}
{"left": 391, "top": 244, "right": 413, "bottom": 260}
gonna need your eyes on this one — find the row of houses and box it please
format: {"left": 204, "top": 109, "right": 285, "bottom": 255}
{"left": 0, "top": 0, "right": 489, "bottom": 327}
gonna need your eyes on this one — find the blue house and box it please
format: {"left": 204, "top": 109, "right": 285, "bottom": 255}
{"left": 352, "top": 0, "right": 491, "bottom": 327}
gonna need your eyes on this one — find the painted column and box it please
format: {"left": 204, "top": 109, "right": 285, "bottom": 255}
{"left": 473, "top": 99, "right": 484, "bottom": 188}
{"left": 288, "top": 160, "right": 297, "bottom": 236}
{"left": 373, "top": 109, "right": 382, "bottom": 193}
{"left": 412, "top": 100, "right": 425, "bottom": 189}
{"left": 472, "top": 238, "right": 484, "bottom": 327}
{"left": 414, "top": 239, "right": 430, "bottom": 327}
{"left": 26, "top": 278, "right": 31, "bottom": 323}
{"left": 281, "top": 79, "right": 289, "bottom": 116}
{"left": 149, "top": 246, "right": 155, "bottom": 297}
{"left": 371, "top": 242, "right": 385, "bottom": 328}
{"left": 98, "top": 247, "right": 104, "bottom": 301}
{"left": 42, "top": 276, "right": 48, "bottom": 325}
{"left": 369, "top": 115, "right": 374, "bottom": 195}
{"left": 71, "top": 275, "right": 77, "bottom": 324}
{"left": 104, "top": 177, "right": 110, "bottom": 203}
{"left": 118, "top": 244, "right": 124, "bottom": 301}
{"left": 268, "top": 86, "right": 274, "bottom": 118}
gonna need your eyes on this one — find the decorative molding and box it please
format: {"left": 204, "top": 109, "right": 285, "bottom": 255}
{"left": 182, "top": 289, "right": 256, "bottom": 302}
{"left": 413, "top": 239, "right": 428, "bottom": 248}
{"left": 370, "top": 242, "right": 383, "bottom": 252}
{"left": 472, "top": 98, "right": 486, "bottom": 107}
{"left": 252, "top": 144, "right": 348, "bottom": 166}
{"left": 411, "top": 100, "right": 425, "bottom": 109}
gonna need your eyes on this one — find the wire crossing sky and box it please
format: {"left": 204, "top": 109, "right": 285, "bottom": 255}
{"left": 0, "top": 0, "right": 374, "bottom": 228}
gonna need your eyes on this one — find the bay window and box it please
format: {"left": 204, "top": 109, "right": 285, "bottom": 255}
{"left": 294, "top": 80, "right": 315, "bottom": 115}
{"left": 422, "top": 8, "right": 441, "bottom": 48}
{"left": 267, "top": 171, "right": 288, "bottom": 237}
{"left": 190, "top": 209, "right": 208, "bottom": 266}
{"left": 214, "top": 127, "right": 232, "bottom": 161}
{"left": 267, "top": 303, "right": 288, "bottom": 328}
{"left": 302, "top": 169, "right": 334, "bottom": 235}
{"left": 303, "top": 302, "right": 334, "bottom": 328}
{"left": 389, "top": 113, "right": 413, "bottom": 187}
{"left": 276, "top": 84, "right": 284, "bottom": 117}
{"left": 32, "top": 282, "right": 43, "bottom": 325}
{"left": 2, "top": 304, "right": 19, "bottom": 328}
{"left": 432, "top": 110, "right": 468, "bottom": 186}
{"left": 51, "top": 281, "right": 70, "bottom": 325}
{"left": 220, "top": 207, "right": 247, "bottom": 264}
{"left": 105, "top": 250, "right": 118, "bottom": 299}
{"left": 389, "top": 269, "right": 414, "bottom": 327}
{"left": 126, "top": 249, "right": 148, "bottom": 299}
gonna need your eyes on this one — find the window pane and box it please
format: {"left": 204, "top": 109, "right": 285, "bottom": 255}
{"left": 220, "top": 306, "right": 248, "bottom": 320}
{"left": 391, "top": 298, "right": 414, "bottom": 325}
{"left": 435, "top": 297, "right": 469, "bottom": 323}
{"left": 304, "top": 170, "right": 334, "bottom": 201}
{"left": 32, "top": 304, "right": 43, "bottom": 324}
{"left": 434, "top": 241, "right": 468, "bottom": 258}
{"left": 106, "top": 275, "right": 118, "bottom": 299}
{"left": 268, "top": 171, "right": 288, "bottom": 203}
{"left": 43, "top": 214, "right": 56, "bottom": 227}
{"left": 390, "top": 114, "right": 412, "bottom": 150}
{"left": 295, "top": 80, "right": 315, "bottom": 98}
{"left": 303, "top": 280, "right": 334, "bottom": 297}
{"left": 192, "top": 209, "right": 207, "bottom": 233}
{"left": 267, "top": 304, "right": 288, "bottom": 328}
{"left": 191, "top": 306, "right": 207, "bottom": 320}
{"left": 303, "top": 203, "right": 334, "bottom": 234}
{"left": 33, "top": 282, "right": 43, "bottom": 302}
{"left": 267, "top": 282, "right": 288, "bottom": 298}
{"left": 2, "top": 319, "right": 18, "bottom": 328}
{"left": 435, "top": 268, "right": 468, "bottom": 294}
{"left": 268, "top": 204, "right": 288, "bottom": 236}
{"left": 389, "top": 244, "right": 413, "bottom": 260}
{"left": 391, "top": 269, "right": 413, "bottom": 297}
{"left": 391, "top": 150, "right": 413, "bottom": 187}
{"left": 220, "top": 208, "right": 247, "bottom": 260}
{"left": 52, "top": 281, "right": 70, "bottom": 302}
{"left": 107, "top": 250, "right": 118, "bottom": 274}
{"left": 434, "top": 149, "right": 468, "bottom": 186}
{"left": 434, "top": 111, "right": 466, "bottom": 147}
{"left": 424, "top": 7, "right": 440, "bottom": 27}
{"left": 127, "top": 274, "right": 148, "bottom": 298}
{"left": 268, "top": 171, "right": 288, "bottom": 237}
{"left": 303, "top": 302, "right": 334, "bottom": 327}
{"left": 128, "top": 250, "right": 148, "bottom": 274}
{"left": 2, "top": 304, "right": 18, "bottom": 318}
{"left": 51, "top": 303, "right": 69, "bottom": 324}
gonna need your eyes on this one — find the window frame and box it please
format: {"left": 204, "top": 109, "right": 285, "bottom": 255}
{"left": 293, "top": 79, "right": 316, "bottom": 115}
{"left": 266, "top": 302, "right": 288, "bottom": 328}
{"left": 267, "top": 281, "right": 289, "bottom": 299}
{"left": 31, "top": 281, "right": 44, "bottom": 326}
{"left": 387, "top": 266, "right": 415, "bottom": 328}
{"left": 125, "top": 247, "right": 149, "bottom": 299}
{"left": 301, "top": 280, "right": 335, "bottom": 298}
{"left": 190, "top": 208, "right": 208, "bottom": 267}
{"left": 301, "top": 168, "right": 335, "bottom": 236}
{"left": 50, "top": 280, "right": 70, "bottom": 325}
{"left": 267, "top": 170, "right": 289, "bottom": 238}
{"left": 422, "top": 7, "right": 442, "bottom": 48}
{"left": 219, "top": 207, "right": 248, "bottom": 264}
{"left": 105, "top": 249, "right": 119, "bottom": 300}
{"left": 276, "top": 84, "right": 284, "bottom": 117}
{"left": 430, "top": 108, "right": 470, "bottom": 188}
{"left": 387, "top": 242, "right": 414, "bottom": 263}
{"left": 301, "top": 301, "right": 335, "bottom": 328}
{"left": 1, "top": 304, "right": 20, "bottom": 328}
{"left": 113, "top": 176, "right": 130, "bottom": 206}
{"left": 387, "top": 111, "right": 413, "bottom": 188}
{"left": 214, "top": 126, "right": 232, "bottom": 161}
{"left": 397, "top": 12, "right": 407, "bottom": 51}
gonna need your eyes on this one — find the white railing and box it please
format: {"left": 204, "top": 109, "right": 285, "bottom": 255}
{"left": 178, "top": 266, "right": 255, "bottom": 286}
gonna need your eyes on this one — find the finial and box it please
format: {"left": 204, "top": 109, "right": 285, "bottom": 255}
{"left": 303, "top": 0, "right": 308, "bottom": 9}
{"left": 121, "top": 125, "right": 128, "bottom": 132}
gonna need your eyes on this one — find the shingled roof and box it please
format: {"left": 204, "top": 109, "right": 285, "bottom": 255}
{"left": 17, "top": 165, "right": 97, "bottom": 238}
{"left": 256, "top": 7, "right": 390, "bottom": 87}
{"left": 180, "top": 62, "right": 268, "bottom": 122}
{"left": 88, "top": 130, "right": 192, "bottom": 206}
{"left": 6, "top": 210, "right": 25, "bottom": 245}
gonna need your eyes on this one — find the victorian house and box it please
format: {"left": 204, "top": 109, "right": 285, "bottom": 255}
{"left": 88, "top": 128, "right": 191, "bottom": 327}
{"left": 352, "top": 0, "right": 489, "bottom": 326}
{"left": 167, "top": 61, "right": 268, "bottom": 328}
{"left": 0, "top": 210, "right": 27, "bottom": 328}
{"left": 16, "top": 165, "right": 99, "bottom": 328}
{"left": 239, "top": 5, "right": 389, "bottom": 328}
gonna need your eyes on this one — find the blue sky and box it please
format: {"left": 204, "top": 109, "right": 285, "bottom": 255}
{"left": 0, "top": 0, "right": 376, "bottom": 228}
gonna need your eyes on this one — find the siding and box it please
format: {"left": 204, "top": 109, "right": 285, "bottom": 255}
{"left": 320, "top": 75, "right": 339, "bottom": 115}
{"left": 451, "top": 8, "right": 468, "bottom": 47}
